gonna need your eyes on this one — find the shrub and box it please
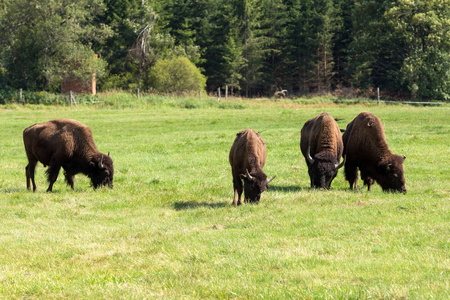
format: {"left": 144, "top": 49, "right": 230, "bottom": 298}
{"left": 0, "top": 88, "right": 17, "bottom": 104}
{"left": 148, "top": 57, "right": 206, "bottom": 94}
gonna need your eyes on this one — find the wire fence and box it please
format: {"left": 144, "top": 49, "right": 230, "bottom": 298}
{"left": 1, "top": 88, "right": 447, "bottom": 106}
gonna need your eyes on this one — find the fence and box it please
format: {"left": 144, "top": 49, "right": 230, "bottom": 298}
{"left": 2, "top": 88, "right": 447, "bottom": 106}
{"left": 5, "top": 89, "right": 99, "bottom": 106}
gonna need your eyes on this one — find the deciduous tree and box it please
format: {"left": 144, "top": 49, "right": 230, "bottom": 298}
{"left": 0, "top": 0, "right": 111, "bottom": 91}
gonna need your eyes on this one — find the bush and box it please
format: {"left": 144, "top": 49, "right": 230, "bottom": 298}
{"left": 0, "top": 88, "right": 17, "bottom": 104}
{"left": 148, "top": 57, "right": 206, "bottom": 94}
{"left": 0, "top": 89, "right": 64, "bottom": 105}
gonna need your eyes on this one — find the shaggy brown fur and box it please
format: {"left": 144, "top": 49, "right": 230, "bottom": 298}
{"left": 300, "top": 112, "right": 345, "bottom": 189}
{"left": 342, "top": 111, "right": 406, "bottom": 193}
{"left": 23, "top": 119, "right": 114, "bottom": 192}
{"left": 229, "top": 129, "right": 275, "bottom": 205}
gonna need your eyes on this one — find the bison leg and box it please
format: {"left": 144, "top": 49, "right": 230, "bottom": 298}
{"left": 352, "top": 176, "right": 358, "bottom": 190}
{"left": 363, "top": 177, "right": 374, "bottom": 191}
{"left": 232, "top": 176, "right": 243, "bottom": 206}
{"left": 63, "top": 168, "right": 75, "bottom": 190}
{"left": 25, "top": 160, "right": 38, "bottom": 192}
{"left": 359, "top": 167, "right": 374, "bottom": 192}
{"left": 46, "top": 164, "right": 61, "bottom": 192}
{"left": 344, "top": 161, "right": 359, "bottom": 190}
{"left": 367, "top": 179, "right": 373, "bottom": 191}
{"left": 309, "top": 176, "right": 314, "bottom": 189}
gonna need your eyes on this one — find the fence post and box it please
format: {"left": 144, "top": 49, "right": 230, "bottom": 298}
{"left": 137, "top": 88, "right": 140, "bottom": 98}
{"left": 69, "top": 91, "right": 73, "bottom": 106}
{"left": 377, "top": 87, "right": 380, "bottom": 106}
{"left": 225, "top": 85, "right": 228, "bottom": 101}
{"left": 19, "top": 88, "right": 23, "bottom": 105}
{"left": 218, "top": 87, "right": 221, "bottom": 102}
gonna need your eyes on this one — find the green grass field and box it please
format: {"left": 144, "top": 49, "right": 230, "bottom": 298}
{"left": 0, "top": 97, "right": 449, "bottom": 299}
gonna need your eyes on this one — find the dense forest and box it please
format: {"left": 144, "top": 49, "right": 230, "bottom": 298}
{"left": 0, "top": 0, "right": 449, "bottom": 99}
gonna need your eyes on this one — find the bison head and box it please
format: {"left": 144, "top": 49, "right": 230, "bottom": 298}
{"left": 240, "top": 169, "right": 276, "bottom": 203}
{"left": 89, "top": 154, "right": 114, "bottom": 189}
{"left": 377, "top": 155, "right": 406, "bottom": 193}
{"left": 306, "top": 147, "right": 345, "bottom": 189}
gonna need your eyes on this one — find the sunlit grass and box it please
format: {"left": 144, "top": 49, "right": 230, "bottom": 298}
{"left": 0, "top": 97, "right": 448, "bottom": 298}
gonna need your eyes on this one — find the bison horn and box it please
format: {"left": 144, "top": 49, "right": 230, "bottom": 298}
{"left": 246, "top": 169, "right": 255, "bottom": 182}
{"left": 267, "top": 175, "right": 276, "bottom": 184}
{"left": 98, "top": 155, "right": 104, "bottom": 169}
{"left": 306, "top": 146, "right": 315, "bottom": 164}
{"left": 335, "top": 155, "right": 346, "bottom": 170}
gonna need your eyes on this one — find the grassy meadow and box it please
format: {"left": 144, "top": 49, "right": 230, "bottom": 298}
{"left": 0, "top": 96, "right": 449, "bottom": 299}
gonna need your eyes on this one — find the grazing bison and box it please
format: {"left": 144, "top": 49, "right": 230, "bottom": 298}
{"left": 342, "top": 111, "right": 406, "bottom": 193}
{"left": 23, "top": 119, "right": 114, "bottom": 192}
{"left": 300, "top": 112, "right": 345, "bottom": 189}
{"left": 229, "top": 129, "right": 276, "bottom": 205}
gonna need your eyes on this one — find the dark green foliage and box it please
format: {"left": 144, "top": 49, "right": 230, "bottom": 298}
{"left": 0, "top": 0, "right": 111, "bottom": 91}
{"left": 0, "top": 89, "right": 99, "bottom": 105}
{"left": 97, "top": 0, "right": 144, "bottom": 88}
{"left": 386, "top": 0, "right": 450, "bottom": 99}
{"left": 282, "top": 0, "right": 339, "bottom": 94}
{"left": 348, "top": 0, "right": 450, "bottom": 100}
{"left": 0, "top": 0, "right": 448, "bottom": 99}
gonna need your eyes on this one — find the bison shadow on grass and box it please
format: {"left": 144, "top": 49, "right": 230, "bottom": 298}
{"left": 173, "top": 201, "right": 228, "bottom": 211}
{"left": 267, "top": 185, "right": 304, "bottom": 193}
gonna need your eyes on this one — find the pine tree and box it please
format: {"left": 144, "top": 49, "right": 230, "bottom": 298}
{"left": 223, "top": 32, "right": 244, "bottom": 95}
{"left": 283, "top": 0, "right": 338, "bottom": 94}
{"left": 260, "top": 0, "right": 289, "bottom": 94}
{"left": 332, "top": 0, "right": 354, "bottom": 88}
{"left": 312, "top": 0, "right": 338, "bottom": 93}
{"left": 239, "top": 0, "right": 270, "bottom": 96}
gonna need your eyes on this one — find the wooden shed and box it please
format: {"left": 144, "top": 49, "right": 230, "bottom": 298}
{"left": 61, "top": 54, "right": 97, "bottom": 95}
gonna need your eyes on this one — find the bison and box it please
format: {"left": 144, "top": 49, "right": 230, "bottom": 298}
{"left": 229, "top": 129, "right": 276, "bottom": 205}
{"left": 300, "top": 112, "right": 345, "bottom": 189}
{"left": 342, "top": 111, "right": 406, "bottom": 193}
{"left": 23, "top": 119, "right": 114, "bottom": 192}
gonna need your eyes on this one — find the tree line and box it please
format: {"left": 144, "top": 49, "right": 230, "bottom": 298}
{"left": 0, "top": 0, "right": 449, "bottom": 100}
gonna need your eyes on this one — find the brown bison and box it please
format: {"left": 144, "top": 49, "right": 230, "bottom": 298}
{"left": 342, "top": 111, "right": 406, "bottom": 193}
{"left": 23, "top": 119, "right": 114, "bottom": 192}
{"left": 300, "top": 112, "right": 345, "bottom": 189}
{"left": 229, "top": 129, "right": 276, "bottom": 205}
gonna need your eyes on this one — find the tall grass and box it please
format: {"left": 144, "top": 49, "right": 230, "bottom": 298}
{"left": 0, "top": 96, "right": 448, "bottom": 299}
{"left": 0, "top": 90, "right": 250, "bottom": 109}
